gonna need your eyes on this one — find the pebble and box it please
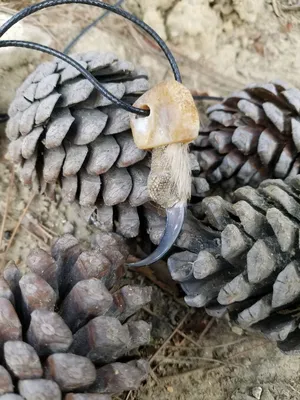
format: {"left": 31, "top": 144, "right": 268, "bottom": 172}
{"left": 63, "top": 221, "right": 75, "bottom": 234}
{"left": 261, "top": 389, "right": 274, "bottom": 400}
{"left": 252, "top": 387, "right": 262, "bottom": 400}
{"left": 231, "top": 325, "right": 244, "bottom": 336}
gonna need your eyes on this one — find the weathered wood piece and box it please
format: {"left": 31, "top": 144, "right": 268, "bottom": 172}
{"left": 19, "top": 273, "right": 57, "bottom": 321}
{"left": 70, "top": 316, "right": 130, "bottom": 364}
{"left": 246, "top": 240, "right": 276, "bottom": 283}
{"left": 0, "top": 366, "right": 13, "bottom": 395}
{"left": 51, "top": 234, "right": 82, "bottom": 296}
{"left": 277, "top": 329, "right": 300, "bottom": 355}
{"left": 58, "top": 78, "right": 94, "bottom": 107}
{"left": 233, "top": 200, "right": 269, "bottom": 240}
{"left": 237, "top": 294, "right": 272, "bottom": 328}
{"left": 182, "top": 270, "right": 236, "bottom": 308}
{"left": 4, "top": 341, "right": 42, "bottom": 379}
{"left": 61, "top": 175, "right": 78, "bottom": 203}
{"left": 257, "top": 128, "right": 280, "bottom": 165}
{"left": 167, "top": 251, "right": 196, "bottom": 282}
{"left": 0, "top": 299, "right": 22, "bottom": 348}
{"left": 115, "top": 132, "right": 146, "bottom": 167}
{"left": 43, "top": 146, "right": 65, "bottom": 183}
{"left": 60, "top": 279, "right": 113, "bottom": 332}
{"left": 193, "top": 251, "right": 223, "bottom": 280}
{"left": 217, "top": 273, "right": 255, "bottom": 305}
{"left": 63, "top": 143, "right": 88, "bottom": 176}
{"left": 0, "top": 279, "right": 14, "bottom": 305}
{"left": 106, "top": 285, "right": 152, "bottom": 322}
{"left": 72, "top": 109, "right": 107, "bottom": 145}
{"left": 27, "top": 310, "right": 73, "bottom": 356}
{"left": 78, "top": 171, "right": 101, "bottom": 207}
{"left": 102, "top": 167, "right": 132, "bottom": 206}
{"left": 209, "top": 130, "right": 233, "bottom": 154}
{"left": 68, "top": 250, "right": 113, "bottom": 290}
{"left": 95, "top": 204, "right": 113, "bottom": 232}
{"left": 272, "top": 261, "right": 300, "bottom": 308}
{"left": 91, "top": 233, "right": 128, "bottom": 269}
{"left": 201, "top": 196, "right": 232, "bottom": 231}
{"left": 18, "top": 379, "right": 62, "bottom": 400}
{"left": 191, "top": 177, "right": 210, "bottom": 196}
{"left": 35, "top": 92, "right": 61, "bottom": 125}
{"left": 26, "top": 248, "right": 58, "bottom": 292}
{"left": 266, "top": 208, "right": 298, "bottom": 253}
{"left": 115, "top": 203, "right": 140, "bottom": 238}
{"left": 21, "top": 125, "right": 42, "bottom": 156}
{"left": 85, "top": 136, "right": 119, "bottom": 175}
{"left": 218, "top": 150, "right": 245, "bottom": 179}
{"left": 90, "top": 360, "right": 149, "bottom": 394}
{"left": 126, "top": 320, "right": 151, "bottom": 350}
{"left": 44, "top": 109, "right": 75, "bottom": 148}
{"left": 65, "top": 395, "right": 111, "bottom": 400}
{"left": 102, "top": 108, "right": 130, "bottom": 135}
{"left": 128, "top": 165, "right": 150, "bottom": 207}
{"left": 237, "top": 156, "right": 261, "bottom": 185}
{"left": 221, "top": 224, "right": 251, "bottom": 265}
{"left": 256, "top": 315, "right": 297, "bottom": 342}
{"left": 45, "top": 353, "right": 96, "bottom": 391}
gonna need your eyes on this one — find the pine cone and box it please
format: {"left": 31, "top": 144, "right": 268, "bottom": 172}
{"left": 5, "top": 52, "right": 152, "bottom": 237}
{"left": 5, "top": 52, "right": 209, "bottom": 241}
{"left": 168, "top": 176, "right": 300, "bottom": 355}
{"left": 0, "top": 232, "right": 152, "bottom": 397}
{"left": 195, "top": 81, "right": 300, "bottom": 190}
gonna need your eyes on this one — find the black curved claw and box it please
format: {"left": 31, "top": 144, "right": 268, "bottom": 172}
{"left": 127, "top": 202, "right": 186, "bottom": 268}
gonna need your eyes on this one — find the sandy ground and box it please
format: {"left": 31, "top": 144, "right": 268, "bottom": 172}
{"left": 2, "top": 1, "right": 300, "bottom": 399}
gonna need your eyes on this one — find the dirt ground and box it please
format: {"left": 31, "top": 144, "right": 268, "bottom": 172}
{"left": 1, "top": 1, "right": 300, "bottom": 399}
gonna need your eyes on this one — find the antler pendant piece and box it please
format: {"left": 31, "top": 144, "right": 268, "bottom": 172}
{"left": 130, "top": 80, "right": 199, "bottom": 150}
{"left": 128, "top": 80, "right": 200, "bottom": 267}
{"left": 130, "top": 80, "right": 200, "bottom": 208}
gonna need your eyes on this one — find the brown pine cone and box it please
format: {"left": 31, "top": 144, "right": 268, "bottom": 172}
{"left": 195, "top": 81, "right": 300, "bottom": 190}
{"left": 168, "top": 176, "right": 300, "bottom": 355}
{"left": 5, "top": 51, "right": 208, "bottom": 240}
{"left": 0, "top": 232, "right": 152, "bottom": 398}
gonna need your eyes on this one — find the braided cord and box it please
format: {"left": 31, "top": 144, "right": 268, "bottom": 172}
{"left": 0, "top": 0, "right": 181, "bottom": 82}
{"left": 0, "top": 40, "right": 150, "bottom": 115}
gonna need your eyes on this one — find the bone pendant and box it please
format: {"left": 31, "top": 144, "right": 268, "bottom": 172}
{"left": 130, "top": 80, "right": 199, "bottom": 150}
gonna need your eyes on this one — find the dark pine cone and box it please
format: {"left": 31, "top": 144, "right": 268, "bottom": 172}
{"left": 194, "top": 81, "right": 300, "bottom": 191}
{"left": 0, "top": 232, "right": 152, "bottom": 398}
{"left": 5, "top": 51, "right": 208, "bottom": 242}
{"left": 168, "top": 175, "right": 300, "bottom": 355}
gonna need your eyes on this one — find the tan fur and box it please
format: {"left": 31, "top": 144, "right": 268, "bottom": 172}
{"left": 148, "top": 143, "right": 192, "bottom": 208}
{"left": 164, "top": 143, "right": 191, "bottom": 201}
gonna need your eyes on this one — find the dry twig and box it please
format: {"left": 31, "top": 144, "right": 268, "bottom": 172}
{"left": 4, "top": 193, "right": 36, "bottom": 256}
{"left": 0, "top": 166, "right": 14, "bottom": 250}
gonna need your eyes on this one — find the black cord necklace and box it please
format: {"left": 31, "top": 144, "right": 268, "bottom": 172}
{"left": 0, "top": 0, "right": 182, "bottom": 117}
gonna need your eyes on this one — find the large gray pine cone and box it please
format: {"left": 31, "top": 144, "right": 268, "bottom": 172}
{"left": 5, "top": 52, "right": 150, "bottom": 237}
{"left": 168, "top": 176, "right": 300, "bottom": 355}
{"left": 195, "top": 81, "right": 300, "bottom": 191}
{"left": 5, "top": 52, "right": 209, "bottom": 240}
{"left": 0, "top": 232, "right": 152, "bottom": 398}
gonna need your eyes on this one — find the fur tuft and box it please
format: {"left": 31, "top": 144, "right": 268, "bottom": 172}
{"left": 165, "top": 143, "right": 192, "bottom": 202}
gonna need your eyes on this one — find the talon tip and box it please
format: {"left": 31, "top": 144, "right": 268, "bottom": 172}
{"left": 127, "top": 202, "right": 186, "bottom": 268}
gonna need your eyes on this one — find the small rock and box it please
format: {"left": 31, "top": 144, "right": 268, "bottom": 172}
{"left": 63, "top": 221, "right": 75, "bottom": 234}
{"left": 166, "top": 386, "right": 174, "bottom": 393}
{"left": 150, "top": 316, "right": 173, "bottom": 340}
{"left": 4, "top": 231, "right": 12, "bottom": 240}
{"left": 252, "top": 387, "right": 262, "bottom": 400}
{"left": 231, "top": 325, "right": 244, "bottom": 336}
{"left": 261, "top": 389, "right": 274, "bottom": 400}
